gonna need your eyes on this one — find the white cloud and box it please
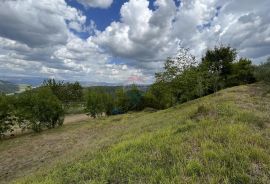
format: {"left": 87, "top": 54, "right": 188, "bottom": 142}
{"left": 0, "top": 0, "right": 270, "bottom": 84}
{"left": 94, "top": 0, "right": 178, "bottom": 67}
{"left": 0, "top": 0, "right": 86, "bottom": 47}
{"left": 76, "top": 0, "right": 113, "bottom": 9}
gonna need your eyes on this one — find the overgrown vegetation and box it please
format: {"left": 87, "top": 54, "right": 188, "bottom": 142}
{"left": 1, "top": 45, "right": 267, "bottom": 137}
{"left": 0, "top": 95, "right": 15, "bottom": 138}
{"left": 5, "top": 83, "right": 269, "bottom": 184}
{"left": 14, "top": 87, "right": 64, "bottom": 132}
{"left": 254, "top": 58, "right": 270, "bottom": 83}
{"left": 0, "top": 80, "right": 19, "bottom": 94}
{"left": 146, "top": 46, "right": 256, "bottom": 108}
{"left": 0, "top": 81, "right": 83, "bottom": 136}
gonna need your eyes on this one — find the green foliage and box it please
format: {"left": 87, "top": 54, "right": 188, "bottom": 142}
{"left": 186, "top": 160, "right": 203, "bottom": 176}
{"left": 144, "top": 82, "right": 173, "bottom": 109}
{"left": 114, "top": 88, "right": 129, "bottom": 113}
{"left": 126, "top": 84, "right": 143, "bottom": 111}
{"left": 254, "top": 58, "right": 270, "bottom": 83}
{"left": 43, "top": 79, "right": 83, "bottom": 104}
{"left": 0, "top": 95, "right": 15, "bottom": 137}
{"left": 228, "top": 58, "right": 256, "bottom": 86}
{"left": 150, "top": 45, "right": 256, "bottom": 109}
{"left": 15, "top": 87, "right": 64, "bottom": 132}
{"left": 3, "top": 83, "right": 270, "bottom": 184}
{"left": 86, "top": 88, "right": 113, "bottom": 118}
{"left": 202, "top": 46, "right": 236, "bottom": 79}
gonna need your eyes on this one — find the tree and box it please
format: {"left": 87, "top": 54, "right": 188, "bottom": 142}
{"left": 0, "top": 95, "right": 15, "bottom": 138}
{"left": 146, "top": 82, "right": 173, "bottom": 109}
{"left": 86, "top": 89, "right": 107, "bottom": 118}
{"left": 15, "top": 87, "right": 64, "bottom": 132}
{"left": 153, "top": 47, "right": 197, "bottom": 108}
{"left": 126, "top": 85, "right": 143, "bottom": 111}
{"left": 155, "top": 47, "right": 197, "bottom": 83}
{"left": 254, "top": 58, "right": 270, "bottom": 83}
{"left": 201, "top": 46, "right": 237, "bottom": 89}
{"left": 114, "top": 88, "right": 129, "bottom": 113}
{"left": 228, "top": 58, "right": 256, "bottom": 86}
{"left": 42, "top": 79, "right": 83, "bottom": 104}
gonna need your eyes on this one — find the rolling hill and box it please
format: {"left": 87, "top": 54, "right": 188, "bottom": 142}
{"left": 0, "top": 80, "right": 19, "bottom": 94}
{"left": 0, "top": 83, "right": 269, "bottom": 184}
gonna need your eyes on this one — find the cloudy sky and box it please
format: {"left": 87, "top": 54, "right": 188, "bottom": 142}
{"left": 0, "top": 0, "right": 269, "bottom": 84}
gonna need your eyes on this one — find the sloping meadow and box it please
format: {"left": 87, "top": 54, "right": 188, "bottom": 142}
{"left": 10, "top": 83, "right": 270, "bottom": 184}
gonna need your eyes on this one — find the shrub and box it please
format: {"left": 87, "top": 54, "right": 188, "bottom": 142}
{"left": 254, "top": 58, "right": 270, "bottom": 83}
{"left": 0, "top": 95, "right": 15, "bottom": 137}
{"left": 86, "top": 89, "right": 107, "bottom": 118}
{"left": 15, "top": 87, "right": 64, "bottom": 132}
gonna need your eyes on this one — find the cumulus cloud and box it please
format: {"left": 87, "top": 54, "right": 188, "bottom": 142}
{"left": 0, "top": 0, "right": 270, "bottom": 84}
{"left": 76, "top": 0, "right": 113, "bottom": 9}
{"left": 95, "top": 0, "right": 178, "bottom": 63}
{"left": 172, "top": 0, "right": 270, "bottom": 62}
{"left": 0, "top": 0, "right": 86, "bottom": 47}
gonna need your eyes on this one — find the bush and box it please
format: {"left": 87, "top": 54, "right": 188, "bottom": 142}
{"left": 254, "top": 58, "right": 270, "bottom": 83}
{"left": 15, "top": 87, "right": 64, "bottom": 132}
{"left": 86, "top": 89, "right": 107, "bottom": 118}
{"left": 0, "top": 95, "right": 15, "bottom": 137}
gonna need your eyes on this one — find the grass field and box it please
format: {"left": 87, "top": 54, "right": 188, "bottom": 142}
{"left": 0, "top": 83, "right": 270, "bottom": 184}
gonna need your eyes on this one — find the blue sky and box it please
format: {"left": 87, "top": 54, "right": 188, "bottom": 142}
{"left": 0, "top": 0, "right": 269, "bottom": 84}
{"left": 66, "top": 0, "right": 128, "bottom": 32}
{"left": 65, "top": 0, "right": 180, "bottom": 34}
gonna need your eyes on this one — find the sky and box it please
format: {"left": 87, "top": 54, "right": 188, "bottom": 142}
{"left": 0, "top": 0, "right": 269, "bottom": 84}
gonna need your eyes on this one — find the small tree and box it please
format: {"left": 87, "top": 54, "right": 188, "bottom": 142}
{"left": 15, "top": 87, "right": 64, "bottom": 132}
{"left": 254, "top": 58, "right": 270, "bottom": 83}
{"left": 42, "top": 79, "right": 83, "bottom": 104}
{"left": 125, "top": 85, "right": 143, "bottom": 111}
{"left": 0, "top": 95, "right": 15, "bottom": 138}
{"left": 155, "top": 47, "right": 197, "bottom": 83}
{"left": 115, "top": 88, "right": 129, "bottom": 113}
{"left": 201, "top": 46, "right": 237, "bottom": 90}
{"left": 86, "top": 89, "right": 106, "bottom": 118}
{"left": 228, "top": 58, "right": 256, "bottom": 86}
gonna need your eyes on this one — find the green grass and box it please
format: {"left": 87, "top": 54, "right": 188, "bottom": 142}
{"left": 2, "top": 83, "right": 270, "bottom": 184}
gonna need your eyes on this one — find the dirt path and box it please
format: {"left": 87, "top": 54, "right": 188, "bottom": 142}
{"left": 0, "top": 113, "right": 138, "bottom": 184}
{"left": 63, "top": 114, "right": 91, "bottom": 124}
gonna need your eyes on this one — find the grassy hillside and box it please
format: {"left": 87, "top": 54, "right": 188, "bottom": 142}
{"left": 0, "top": 83, "right": 269, "bottom": 184}
{"left": 0, "top": 80, "right": 19, "bottom": 94}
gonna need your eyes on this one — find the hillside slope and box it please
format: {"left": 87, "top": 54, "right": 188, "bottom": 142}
{"left": 0, "top": 83, "right": 269, "bottom": 184}
{"left": 0, "top": 80, "right": 19, "bottom": 94}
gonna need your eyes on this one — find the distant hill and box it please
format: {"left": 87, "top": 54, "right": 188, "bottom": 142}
{"left": 0, "top": 80, "right": 19, "bottom": 94}
{"left": 85, "top": 85, "right": 149, "bottom": 94}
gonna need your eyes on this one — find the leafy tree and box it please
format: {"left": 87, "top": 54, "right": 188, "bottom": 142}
{"left": 149, "top": 45, "right": 256, "bottom": 109}
{"left": 114, "top": 88, "right": 129, "bottom": 113}
{"left": 86, "top": 89, "right": 107, "bottom": 118}
{"left": 228, "top": 58, "right": 256, "bottom": 86}
{"left": 103, "top": 93, "right": 114, "bottom": 116}
{"left": 15, "top": 87, "right": 64, "bottom": 132}
{"left": 0, "top": 95, "right": 15, "bottom": 138}
{"left": 145, "top": 82, "right": 173, "bottom": 109}
{"left": 201, "top": 46, "right": 237, "bottom": 89}
{"left": 155, "top": 47, "right": 197, "bottom": 83}
{"left": 43, "top": 79, "right": 83, "bottom": 104}
{"left": 254, "top": 58, "right": 270, "bottom": 83}
{"left": 126, "top": 85, "right": 143, "bottom": 111}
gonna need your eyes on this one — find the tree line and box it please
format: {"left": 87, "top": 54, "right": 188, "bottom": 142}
{"left": 1, "top": 45, "right": 270, "bottom": 138}
{"left": 0, "top": 80, "right": 83, "bottom": 137}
